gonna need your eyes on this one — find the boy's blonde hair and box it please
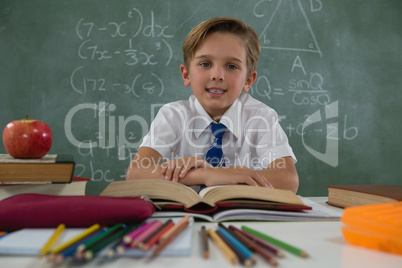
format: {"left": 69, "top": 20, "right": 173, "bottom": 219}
{"left": 182, "top": 17, "right": 261, "bottom": 76}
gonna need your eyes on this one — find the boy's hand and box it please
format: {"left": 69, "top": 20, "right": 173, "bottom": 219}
{"left": 160, "top": 156, "right": 211, "bottom": 182}
{"left": 199, "top": 166, "right": 274, "bottom": 188}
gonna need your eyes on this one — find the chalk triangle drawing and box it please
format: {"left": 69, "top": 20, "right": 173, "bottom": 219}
{"left": 260, "top": 0, "right": 322, "bottom": 56}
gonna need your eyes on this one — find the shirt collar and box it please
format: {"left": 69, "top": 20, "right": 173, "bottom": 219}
{"left": 192, "top": 95, "right": 242, "bottom": 139}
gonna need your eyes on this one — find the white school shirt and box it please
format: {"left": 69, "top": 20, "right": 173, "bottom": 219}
{"left": 140, "top": 93, "right": 296, "bottom": 169}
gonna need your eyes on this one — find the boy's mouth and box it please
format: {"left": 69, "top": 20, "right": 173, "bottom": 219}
{"left": 206, "top": 87, "right": 226, "bottom": 96}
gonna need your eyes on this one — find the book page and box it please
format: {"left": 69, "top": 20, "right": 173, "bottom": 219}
{"left": 198, "top": 185, "right": 222, "bottom": 198}
{"left": 200, "top": 185, "right": 306, "bottom": 207}
{"left": 0, "top": 154, "right": 58, "bottom": 163}
{"left": 100, "top": 180, "right": 202, "bottom": 208}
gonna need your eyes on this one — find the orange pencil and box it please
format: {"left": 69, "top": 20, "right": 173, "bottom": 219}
{"left": 142, "top": 220, "right": 175, "bottom": 252}
{"left": 152, "top": 220, "right": 190, "bottom": 256}
{"left": 159, "top": 216, "right": 190, "bottom": 243}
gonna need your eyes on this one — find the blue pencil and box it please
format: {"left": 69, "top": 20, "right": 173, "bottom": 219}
{"left": 216, "top": 227, "right": 255, "bottom": 267}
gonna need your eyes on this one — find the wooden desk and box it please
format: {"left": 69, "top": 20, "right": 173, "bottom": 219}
{"left": 1, "top": 198, "right": 401, "bottom": 268}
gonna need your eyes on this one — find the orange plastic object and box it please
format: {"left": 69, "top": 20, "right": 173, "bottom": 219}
{"left": 341, "top": 201, "right": 402, "bottom": 255}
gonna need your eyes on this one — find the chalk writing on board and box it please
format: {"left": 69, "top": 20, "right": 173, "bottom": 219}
{"left": 258, "top": 0, "right": 322, "bottom": 56}
{"left": 70, "top": 66, "right": 164, "bottom": 97}
{"left": 77, "top": 38, "right": 172, "bottom": 66}
{"left": 288, "top": 72, "right": 330, "bottom": 106}
{"left": 76, "top": 10, "right": 173, "bottom": 40}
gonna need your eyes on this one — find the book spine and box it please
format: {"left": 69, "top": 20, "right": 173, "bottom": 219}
{"left": 54, "top": 154, "right": 75, "bottom": 184}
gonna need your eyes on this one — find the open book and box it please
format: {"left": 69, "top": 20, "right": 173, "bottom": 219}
{"left": 100, "top": 180, "right": 310, "bottom": 214}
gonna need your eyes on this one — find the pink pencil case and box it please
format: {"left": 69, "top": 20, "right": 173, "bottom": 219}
{"left": 0, "top": 194, "right": 155, "bottom": 230}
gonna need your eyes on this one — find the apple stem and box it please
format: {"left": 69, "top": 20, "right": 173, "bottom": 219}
{"left": 26, "top": 115, "right": 29, "bottom": 120}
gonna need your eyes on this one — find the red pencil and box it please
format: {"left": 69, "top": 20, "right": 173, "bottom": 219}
{"left": 152, "top": 218, "right": 190, "bottom": 256}
{"left": 131, "top": 220, "right": 163, "bottom": 248}
{"left": 141, "top": 220, "right": 175, "bottom": 252}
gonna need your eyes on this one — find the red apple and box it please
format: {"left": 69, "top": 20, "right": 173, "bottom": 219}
{"left": 2, "top": 116, "right": 53, "bottom": 159}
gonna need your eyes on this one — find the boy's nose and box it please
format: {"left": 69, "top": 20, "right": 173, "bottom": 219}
{"left": 211, "top": 67, "right": 224, "bottom": 82}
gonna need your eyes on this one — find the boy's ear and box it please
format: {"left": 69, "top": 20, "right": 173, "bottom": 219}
{"left": 243, "top": 71, "right": 257, "bottom": 93}
{"left": 180, "top": 64, "right": 191, "bottom": 87}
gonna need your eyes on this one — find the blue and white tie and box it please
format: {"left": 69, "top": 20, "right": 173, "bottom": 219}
{"left": 205, "top": 123, "right": 227, "bottom": 167}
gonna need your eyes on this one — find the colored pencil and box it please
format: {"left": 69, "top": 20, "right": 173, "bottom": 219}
{"left": 218, "top": 225, "right": 254, "bottom": 260}
{"left": 216, "top": 228, "right": 255, "bottom": 267}
{"left": 152, "top": 219, "right": 189, "bottom": 256}
{"left": 84, "top": 224, "right": 135, "bottom": 261}
{"left": 115, "top": 241, "right": 131, "bottom": 256}
{"left": 159, "top": 215, "right": 190, "bottom": 243}
{"left": 107, "top": 223, "right": 141, "bottom": 258}
{"left": 242, "top": 226, "right": 308, "bottom": 258}
{"left": 123, "top": 222, "right": 148, "bottom": 244}
{"left": 200, "top": 226, "right": 209, "bottom": 259}
{"left": 76, "top": 223, "right": 123, "bottom": 253}
{"left": 207, "top": 228, "right": 239, "bottom": 265}
{"left": 229, "top": 225, "right": 284, "bottom": 257}
{"left": 141, "top": 220, "right": 174, "bottom": 252}
{"left": 39, "top": 223, "right": 65, "bottom": 256}
{"left": 131, "top": 220, "right": 163, "bottom": 248}
{"left": 139, "top": 220, "right": 172, "bottom": 247}
{"left": 52, "top": 229, "right": 104, "bottom": 264}
{"left": 228, "top": 226, "right": 278, "bottom": 266}
{"left": 75, "top": 224, "right": 126, "bottom": 260}
{"left": 49, "top": 224, "right": 101, "bottom": 254}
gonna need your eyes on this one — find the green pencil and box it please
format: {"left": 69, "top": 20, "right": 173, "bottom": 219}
{"left": 84, "top": 224, "right": 136, "bottom": 261}
{"left": 241, "top": 226, "right": 308, "bottom": 258}
{"left": 76, "top": 224, "right": 123, "bottom": 253}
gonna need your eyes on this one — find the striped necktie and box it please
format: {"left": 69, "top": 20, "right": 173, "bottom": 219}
{"left": 205, "top": 123, "right": 227, "bottom": 167}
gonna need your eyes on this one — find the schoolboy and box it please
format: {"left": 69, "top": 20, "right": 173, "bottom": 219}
{"left": 126, "top": 17, "right": 299, "bottom": 193}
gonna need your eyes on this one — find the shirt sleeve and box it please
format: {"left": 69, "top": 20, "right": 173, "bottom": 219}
{"left": 245, "top": 107, "right": 297, "bottom": 168}
{"left": 139, "top": 103, "right": 187, "bottom": 159}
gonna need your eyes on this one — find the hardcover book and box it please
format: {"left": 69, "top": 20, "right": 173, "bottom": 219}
{"left": 0, "top": 154, "right": 75, "bottom": 184}
{"left": 327, "top": 184, "right": 402, "bottom": 208}
{"left": 100, "top": 180, "right": 342, "bottom": 222}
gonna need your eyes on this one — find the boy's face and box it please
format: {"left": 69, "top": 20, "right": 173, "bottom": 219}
{"left": 180, "top": 32, "right": 257, "bottom": 120}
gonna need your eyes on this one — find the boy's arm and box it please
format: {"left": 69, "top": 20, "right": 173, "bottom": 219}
{"left": 126, "top": 147, "right": 212, "bottom": 181}
{"left": 127, "top": 148, "right": 298, "bottom": 192}
{"left": 126, "top": 147, "right": 275, "bottom": 188}
{"left": 179, "top": 156, "right": 299, "bottom": 193}
{"left": 126, "top": 147, "right": 165, "bottom": 180}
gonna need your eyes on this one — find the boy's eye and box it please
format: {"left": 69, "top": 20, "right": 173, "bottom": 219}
{"left": 200, "top": 62, "right": 211, "bottom": 68}
{"left": 227, "top": 64, "right": 238, "bottom": 70}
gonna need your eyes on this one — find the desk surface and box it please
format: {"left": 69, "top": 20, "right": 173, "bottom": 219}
{"left": 1, "top": 197, "right": 401, "bottom": 268}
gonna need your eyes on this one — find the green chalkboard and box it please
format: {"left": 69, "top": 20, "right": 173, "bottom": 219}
{"left": 1, "top": 0, "right": 402, "bottom": 196}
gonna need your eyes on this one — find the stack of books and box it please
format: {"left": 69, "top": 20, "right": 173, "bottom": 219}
{"left": 341, "top": 201, "right": 402, "bottom": 255}
{"left": 100, "top": 180, "right": 341, "bottom": 221}
{"left": 0, "top": 154, "right": 88, "bottom": 201}
{"left": 0, "top": 154, "right": 75, "bottom": 183}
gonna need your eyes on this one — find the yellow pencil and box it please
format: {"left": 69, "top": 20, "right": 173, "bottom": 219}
{"left": 39, "top": 223, "right": 66, "bottom": 256}
{"left": 207, "top": 228, "right": 239, "bottom": 265}
{"left": 49, "top": 224, "right": 101, "bottom": 254}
